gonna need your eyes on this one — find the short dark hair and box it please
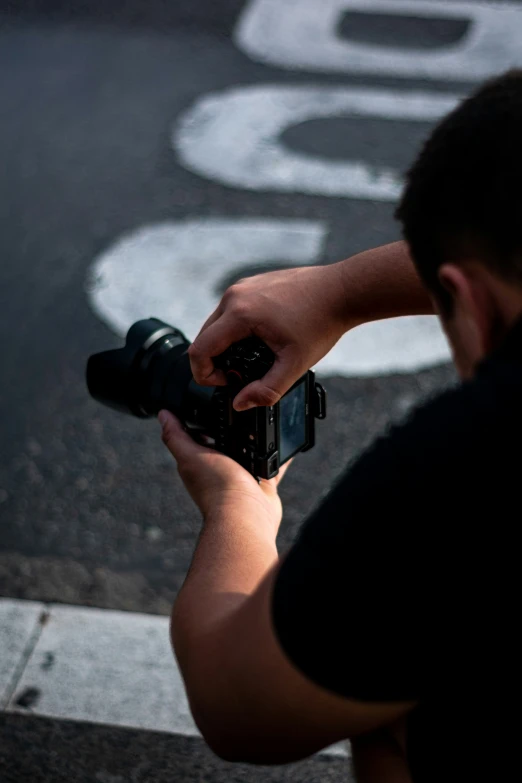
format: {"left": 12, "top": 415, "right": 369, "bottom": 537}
{"left": 396, "top": 69, "right": 522, "bottom": 314}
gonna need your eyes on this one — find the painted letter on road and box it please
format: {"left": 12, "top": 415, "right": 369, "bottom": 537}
{"left": 236, "top": 0, "right": 522, "bottom": 82}
{"left": 173, "top": 85, "right": 459, "bottom": 201}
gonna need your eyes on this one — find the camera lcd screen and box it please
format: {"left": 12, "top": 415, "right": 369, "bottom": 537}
{"left": 279, "top": 380, "right": 306, "bottom": 463}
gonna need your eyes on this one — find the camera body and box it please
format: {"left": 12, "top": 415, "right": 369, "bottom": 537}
{"left": 213, "top": 338, "right": 326, "bottom": 478}
{"left": 86, "top": 318, "right": 326, "bottom": 480}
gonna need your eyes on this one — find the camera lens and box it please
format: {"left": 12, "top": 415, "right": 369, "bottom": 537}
{"left": 86, "top": 319, "right": 218, "bottom": 433}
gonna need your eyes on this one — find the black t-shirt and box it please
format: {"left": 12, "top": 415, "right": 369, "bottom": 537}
{"left": 271, "top": 319, "right": 522, "bottom": 783}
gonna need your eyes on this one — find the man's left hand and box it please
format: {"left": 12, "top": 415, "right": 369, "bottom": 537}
{"left": 158, "top": 409, "right": 291, "bottom": 528}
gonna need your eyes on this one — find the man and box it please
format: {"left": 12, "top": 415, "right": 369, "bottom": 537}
{"left": 158, "top": 70, "right": 522, "bottom": 782}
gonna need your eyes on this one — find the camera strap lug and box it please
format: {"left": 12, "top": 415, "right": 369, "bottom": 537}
{"left": 313, "top": 382, "right": 327, "bottom": 420}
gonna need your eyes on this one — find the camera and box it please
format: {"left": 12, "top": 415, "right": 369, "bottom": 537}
{"left": 86, "top": 318, "right": 326, "bottom": 480}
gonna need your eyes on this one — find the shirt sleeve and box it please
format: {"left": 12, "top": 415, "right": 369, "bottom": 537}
{"left": 271, "top": 380, "right": 492, "bottom": 703}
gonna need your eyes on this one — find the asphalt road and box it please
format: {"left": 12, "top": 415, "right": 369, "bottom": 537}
{"left": 0, "top": 0, "right": 470, "bottom": 614}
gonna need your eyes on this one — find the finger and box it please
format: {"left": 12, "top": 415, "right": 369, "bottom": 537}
{"left": 195, "top": 306, "right": 222, "bottom": 338}
{"left": 158, "top": 410, "right": 208, "bottom": 462}
{"left": 275, "top": 457, "right": 293, "bottom": 484}
{"left": 187, "top": 308, "right": 224, "bottom": 385}
{"left": 258, "top": 457, "right": 293, "bottom": 494}
{"left": 233, "top": 346, "right": 303, "bottom": 411}
{"left": 189, "top": 315, "right": 252, "bottom": 385}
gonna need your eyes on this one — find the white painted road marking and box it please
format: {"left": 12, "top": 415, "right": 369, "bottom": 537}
{"left": 2, "top": 598, "right": 348, "bottom": 758}
{"left": 235, "top": 0, "right": 522, "bottom": 81}
{"left": 88, "top": 218, "right": 326, "bottom": 339}
{"left": 0, "top": 599, "right": 44, "bottom": 708}
{"left": 88, "top": 219, "right": 451, "bottom": 376}
{"left": 322, "top": 315, "right": 450, "bottom": 376}
{"left": 174, "top": 85, "right": 460, "bottom": 201}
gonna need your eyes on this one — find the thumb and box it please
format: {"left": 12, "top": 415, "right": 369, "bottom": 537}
{"left": 158, "top": 410, "right": 199, "bottom": 460}
{"left": 233, "top": 350, "right": 303, "bottom": 411}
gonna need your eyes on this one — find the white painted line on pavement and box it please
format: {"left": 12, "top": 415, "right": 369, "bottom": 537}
{"left": 174, "top": 85, "right": 460, "bottom": 201}
{"left": 3, "top": 599, "right": 348, "bottom": 758}
{"left": 0, "top": 598, "right": 45, "bottom": 708}
{"left": 235, "top": 0, "right": 522, "bottom": 81}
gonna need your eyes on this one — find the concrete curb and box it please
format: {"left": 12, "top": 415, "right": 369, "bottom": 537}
{"left": 0, "top": 598, "right": 348, "bottom": 759}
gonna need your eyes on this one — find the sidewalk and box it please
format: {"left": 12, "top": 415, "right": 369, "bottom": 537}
{"left": 0, "top": 598, "right": 351, "bottom": 782}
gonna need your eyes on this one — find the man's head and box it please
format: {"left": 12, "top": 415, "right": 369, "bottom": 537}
{"left": 396, "top": 69, "right": 522, "bottom": 377}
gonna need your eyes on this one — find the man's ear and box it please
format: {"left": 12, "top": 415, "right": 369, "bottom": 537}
{"left": 438, "top": 263, "right": 497, "bottom": 358}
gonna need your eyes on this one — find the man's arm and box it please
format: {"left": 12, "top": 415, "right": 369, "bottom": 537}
{"left": 161, "top": 413, "right": 415, "bottom": 764}
{"left": 172, "top": 513, "right": 415, "bottom": 764}
{"left": 335, "top": 240, "right": 433, "bottom": 327}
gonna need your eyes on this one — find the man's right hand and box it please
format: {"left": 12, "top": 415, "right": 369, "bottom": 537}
{"left": 188, "top": 264, "right": 350, "bottom": 411}
{"left": 188, "top": 242, "right": 433, "bottom": 411}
